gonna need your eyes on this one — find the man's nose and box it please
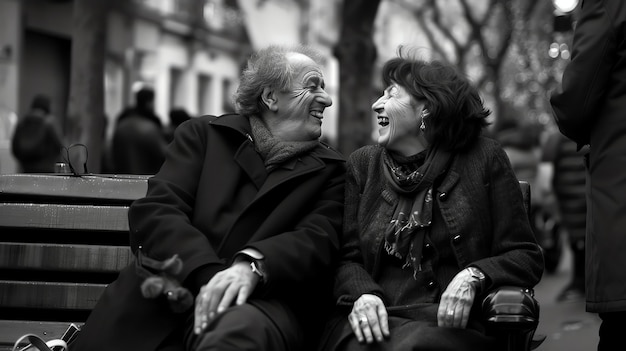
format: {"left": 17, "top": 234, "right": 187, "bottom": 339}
{"left": 317, "top": 89, "right": 332, "bottom": 107}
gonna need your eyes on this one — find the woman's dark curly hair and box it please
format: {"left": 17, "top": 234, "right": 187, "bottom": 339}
{"left": 381, "top": 48, "right": 491, "bottom": 152}
{"left": 234, "top": 45, "right": 325, "bottom": 117}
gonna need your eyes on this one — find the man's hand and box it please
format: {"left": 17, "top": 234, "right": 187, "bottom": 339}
{"left": 194, "top": 261, "right": 260, "bottom": 334}
{"left": 349, "top": 294, "right": 389, "bottom": 344}
{"left": 437, "top": 268, "right": 477, "bottom": 329}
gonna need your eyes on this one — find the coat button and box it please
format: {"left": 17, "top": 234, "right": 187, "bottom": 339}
{"left": 453, "top": 235, "right": 461, "bottom": 243}
{"left": 427, "top": 280, "right": 435, "bottom": 287}
{"left": 439, "top": 192, "right": 448, "bottom": 201}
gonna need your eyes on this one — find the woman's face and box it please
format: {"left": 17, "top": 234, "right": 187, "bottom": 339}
{"left": 372, "top": 82, "right": 426, "bottom": 152}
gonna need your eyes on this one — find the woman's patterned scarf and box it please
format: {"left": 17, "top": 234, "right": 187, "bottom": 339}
{"left": 382, "top": 145, "right": 451, "bottom": 276}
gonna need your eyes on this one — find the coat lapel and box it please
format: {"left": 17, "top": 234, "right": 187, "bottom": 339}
{"left": 234, "top": 140, "right": 267, "bottom": 189}
{"left": 217, "top": 145, "right": 342, "bottom": 258}
{"left": 254, "top": 155, "right": 325, "bottom": 200}
{"left": 210, "top": 114, "right": 267, "bottom": 189}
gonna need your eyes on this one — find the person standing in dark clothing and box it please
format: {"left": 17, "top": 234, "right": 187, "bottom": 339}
{"left": 539, "top": 131, "right": 587, "bottom": 302}
{"left": 164, "top": 107, "right": 192, "bottom": 143}
{"left": 550, "top": 0, "right": 626, "bottom": 349}
{"left": 11, "top": 94, "right": 63, "bottom": 173}
{"left": 111, "top": 87, "right": 168, "bottom": 174}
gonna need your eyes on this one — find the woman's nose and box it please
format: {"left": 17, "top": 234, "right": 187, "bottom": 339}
{"left": 372, "top": 96, "right": 385, "bottom": 113}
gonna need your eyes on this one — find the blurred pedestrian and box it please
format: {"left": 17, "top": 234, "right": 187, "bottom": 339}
{"left": 164, "top": 107, "right": 192, "bottom": 143}
{"left": 538, "top": 131, "right": 586, "bottom": 302}
{"left": 550, "top": 0, "right": 626, "bottom": 349}
{"left": 111, "top": 87, "right": 168, "bottom": 174}
{"left": 11, "top": 94, "right": 64, "bottom": 173}
{"left": 496, "top": 118, "right": 540, "bottom": 195}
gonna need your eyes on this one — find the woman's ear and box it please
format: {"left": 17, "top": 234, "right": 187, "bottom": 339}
{"left": 261, "top": 87, "right": 279, "bottom": 112}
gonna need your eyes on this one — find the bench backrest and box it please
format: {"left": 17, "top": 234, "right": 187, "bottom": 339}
{"left": 0, "top": 174, "right": 531, "bottom": 348}
{"left": 0, "top": 174, "right": 148, "bottom": 348}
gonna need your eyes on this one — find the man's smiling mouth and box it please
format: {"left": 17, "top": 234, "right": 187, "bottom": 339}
{"left": 311, "top": 110, "right": 324, "bottom": 119}
{"left": 378, "top": 116, "right": 389, "bottom": 127}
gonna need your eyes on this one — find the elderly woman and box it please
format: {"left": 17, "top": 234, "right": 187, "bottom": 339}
{"left": 319, "top": 50, "right": 544, "bottom": 351}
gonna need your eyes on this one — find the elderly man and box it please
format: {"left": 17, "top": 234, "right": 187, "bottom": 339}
{"left": 71, "top": 45, "right": 345, "bottom": 351}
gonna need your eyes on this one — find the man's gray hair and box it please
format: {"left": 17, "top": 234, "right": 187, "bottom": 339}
{"left": 234, "top": 44, "right": 325, "bottom": 117}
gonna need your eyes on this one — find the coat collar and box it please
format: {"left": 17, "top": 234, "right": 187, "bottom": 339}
{"left": 209, "top": 113, "right": 345, "bottom": 161}
{"left": 208, "top": 113, "right": 253, "bottom": 139}
{"left": 210, "top": 114, "right": 344, "bottom": 190}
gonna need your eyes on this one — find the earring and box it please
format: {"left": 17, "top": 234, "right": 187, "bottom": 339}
{"left": 420, "top": 109, "right": 428, "bottom": 131}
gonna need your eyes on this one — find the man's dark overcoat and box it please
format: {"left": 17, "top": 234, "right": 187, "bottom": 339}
{"left": 71, "top": 114, "right": 346, "bottom": 350}
{"left": 550, "top": 0, "right": 626, "bottom": 313}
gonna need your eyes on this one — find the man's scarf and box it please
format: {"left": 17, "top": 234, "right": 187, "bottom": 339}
{"left": 249, "top": 116, "right": 318, "bottom": 171}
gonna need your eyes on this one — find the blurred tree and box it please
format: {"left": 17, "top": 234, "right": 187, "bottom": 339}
{"left": 391, "top": 0, "right": 566, "bottom": 132}
{"left": 66, "top": 0, "right": 115, "bottom": 173}
{"left": 334, "top": 0, "right": 381, "bottom": 157}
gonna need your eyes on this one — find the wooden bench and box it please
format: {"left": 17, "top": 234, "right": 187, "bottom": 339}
{"left": 0, "top": 173, "right": 149, "bottom": 350}
{"left": 0, "top": 174, "right": 540, "bottom": 351}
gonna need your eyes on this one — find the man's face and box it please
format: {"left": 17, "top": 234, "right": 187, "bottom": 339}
{"left": 271, "top": 53, "right": 332, "bottom": 141}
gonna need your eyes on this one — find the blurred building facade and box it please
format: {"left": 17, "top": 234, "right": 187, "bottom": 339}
{"left": 0, "top": 0, "right": 346, "bottom": 173}
{"left": 236, "top": 0, "right": 342, "bottom": 145}
{"left": 0, "top": 0, "right": 252, "bottom": 173}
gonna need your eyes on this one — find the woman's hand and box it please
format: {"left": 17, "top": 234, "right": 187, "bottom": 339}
{"left": 348, "top": 294, "right": 390, "bottom": 344}
{"left": 437, "top": 268, "right": 477, "bottom": 329}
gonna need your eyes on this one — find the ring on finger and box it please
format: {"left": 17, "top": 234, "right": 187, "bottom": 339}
{"left": 447, "top": 309, "right": 454, "bottom": 317}
{"left": 359, "top": 316, "right": 368, "bottom": 325}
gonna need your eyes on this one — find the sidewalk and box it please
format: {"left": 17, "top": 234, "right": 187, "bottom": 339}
{"left": 533, "top": 241, "right": 600, "bottom": 351}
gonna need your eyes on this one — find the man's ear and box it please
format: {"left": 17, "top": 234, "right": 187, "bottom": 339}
{"left": 261, "top": 87, "right": 279, "bottom": 112}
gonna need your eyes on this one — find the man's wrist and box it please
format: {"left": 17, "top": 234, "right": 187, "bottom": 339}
{"left": 234, "top": 254, "right": 266, "bottom": 283}
{"left": 233, "top": 248, "right": 267, "bottom": 283}
{"left": 249, "top": 260, "right": 265, "bottom": 282}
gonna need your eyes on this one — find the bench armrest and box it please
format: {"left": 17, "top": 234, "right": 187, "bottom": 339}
{"left": 481, "top": 286, "right": 545, "bottom": 351}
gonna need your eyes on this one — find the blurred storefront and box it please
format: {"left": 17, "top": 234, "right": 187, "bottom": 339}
{"left": 0, "top": 0, "right": 345, "bottom": 173}
{"left": 0, "top": 0, "right": 252, "bottom": 173}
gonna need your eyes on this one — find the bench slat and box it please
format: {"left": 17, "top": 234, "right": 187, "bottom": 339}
{"left": 0, "top": 174, "right": 148, "bottom": 201}
{"left": 0, "top": 174, "right": 148, "bottom": 348}
{"left": 0, "top": 243, "right": 132, "bottom": 272}
{"left": 0, "top": 203, "right": 130, "bottom": 231}
{"left": 0, "top": 281, "right": 106, "bottom": 310}
{"left": 0, "top": 320, "right": 80, "bottom": 349}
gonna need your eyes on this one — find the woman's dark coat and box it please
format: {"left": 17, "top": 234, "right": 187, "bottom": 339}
{"left": 321, "top": 137, "right": 544, "bottom": 350}
{"left": 71, "top": 114, "right": 345, "bottom": 351}
{"left": 550, "top": 0, "right": 626, "bottom": 313}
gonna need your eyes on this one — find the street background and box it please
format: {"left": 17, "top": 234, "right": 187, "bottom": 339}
{"left": 533, "top": 235, "right": 600, "bottom": 351}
